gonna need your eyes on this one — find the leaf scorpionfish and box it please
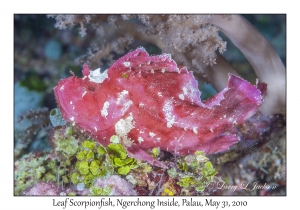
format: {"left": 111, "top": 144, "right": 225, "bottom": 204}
{"left": 54, "top": 47, "right": 266, "bottom": 167}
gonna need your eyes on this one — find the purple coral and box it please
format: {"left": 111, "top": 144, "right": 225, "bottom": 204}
{"left": 94, "top": 175, "right": 137, "bottom": 195}
{"left": 22, "top": 182, "right": 61, "bottom": 196}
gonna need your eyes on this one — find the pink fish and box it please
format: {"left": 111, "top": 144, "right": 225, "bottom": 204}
{"left": 54, "top": 47, "right": 266, "bottom": 167}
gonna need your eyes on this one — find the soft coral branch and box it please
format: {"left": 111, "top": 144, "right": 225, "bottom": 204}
{"left": 210, "top": 15, "right": 286, "bottom": 115}
{"left": 193, "top": 52, "right": 240, "bottom": 91}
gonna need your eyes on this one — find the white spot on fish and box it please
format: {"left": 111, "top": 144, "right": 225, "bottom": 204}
{"left": 158, "top": 92, "right": 162, "bottom": 97}
{"left": 163, "top": 101, "right": 175, "bottom": 128}
{"left": 139, "top": 103, "right": 144, "bottom": 108}
{"left": 94, "top": 127, "right": 97, "bottom": 132}
{"left": 117, "top": 90, "right": 129, "bottom": 104}
{"left": 121, "top": 101, "right": 133, "bottom": 114}
{"left": 116, "top": 90, "right": 133, "bottom": 114}
{"left": 179, "top": 94, "right": 184, "bottom": 100}
{"left": 183, "top": 87, "right": 188, "bottom": 95}
{"left": 82, "top": 91, "right": 87, "bottom": 97}
{"left": 193, "top": 127, "right": 198, "bottom": 134}
{"left": 70, "top": 117, "right": 74, "bottom": 121}
{"left": 161, "top": 69, "right": 165, "bottom": 73}
{"left": 115, "top": 113, "right": 135, "bottom": 147}
{"left": 88, "top": 68, "right": 108, "bottom": 83}
{"left": 167, "top": 122, "right": 173, "bottom": 128}
{"left": 149, "top": 132, "right": 156, "bottom": 137}
{"left": 138, "top": 137, "right": 144, "bottom": 143}
{"left": 123, "top": 62, "right": 130, "bottom": 67}
{"left": 60, "top": 85, "right": 64, "bottom": 90}
{"left": 101, "top": 101, "right": 110, "bottom": 118}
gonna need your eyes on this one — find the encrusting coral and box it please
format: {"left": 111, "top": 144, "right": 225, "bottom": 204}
{"left": 15, "top": 125, "right": 218, "bottom": 196}
{"left": 15, "top": 125, "right": 138, "bottom": 195}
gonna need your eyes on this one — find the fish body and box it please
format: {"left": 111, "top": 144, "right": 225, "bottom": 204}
{"left": 54, "top": 48, "right": 265, "bottom": 160}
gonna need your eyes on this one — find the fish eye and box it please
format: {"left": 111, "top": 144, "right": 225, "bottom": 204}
{"left": 88, "top": 86, "right": 95, "bottom": 91}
